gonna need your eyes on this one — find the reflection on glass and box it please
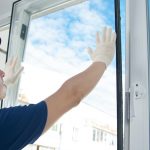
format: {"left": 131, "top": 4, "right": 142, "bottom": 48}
{"left": 20, "top": 0, "right": 117, "bottom": 150}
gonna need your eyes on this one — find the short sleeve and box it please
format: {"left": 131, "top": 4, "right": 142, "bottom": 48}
{"left": 0, "top": 101, "right": 48, "bottom": 150}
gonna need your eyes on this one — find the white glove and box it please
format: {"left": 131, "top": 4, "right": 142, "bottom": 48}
{"left": 4, "top": 56, "right": 24, "bottom": 86}
{"left": 87, "top": 26, "right": 116, "bottom": 67}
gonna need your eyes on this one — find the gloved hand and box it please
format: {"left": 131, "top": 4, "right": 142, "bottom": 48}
{"left": 4, "top": 56, "right": 24, "bottom": 86}
{"left": 87, "top": 26, "right": 116, "bottom": 67}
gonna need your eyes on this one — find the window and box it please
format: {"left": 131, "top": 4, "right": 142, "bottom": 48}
{"left": 72, "top": 127, "right": 79, "bottom": 141}
{"left": 8, "top": 0, "right": 124, "bottom": 149}
{"left": 92, "top": 129, "right": 96, "bottom": 141}
{"left": 92, "top": 127, "right": 116, "bottom": 145}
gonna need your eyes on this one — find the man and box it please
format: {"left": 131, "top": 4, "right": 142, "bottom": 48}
{"left": 0, "top": 27, "right": 116, "bottom": 149}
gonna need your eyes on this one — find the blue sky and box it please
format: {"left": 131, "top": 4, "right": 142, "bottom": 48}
{"left": 21, "top": 0, "right": 125, "bottom": 118}
{"left": 26, "top": 0, "right": 120, "bottom": 64}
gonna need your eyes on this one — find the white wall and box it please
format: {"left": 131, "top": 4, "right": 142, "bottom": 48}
{"left": 0, "top": 0, "right": 16, "bottom": 26}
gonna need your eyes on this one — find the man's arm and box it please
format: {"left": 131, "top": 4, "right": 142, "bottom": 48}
{"left": 43, "top": 62, "right": 106, "bottom": 133}
{"left": 43, "top": 27, "right": 116, "bottom": 133}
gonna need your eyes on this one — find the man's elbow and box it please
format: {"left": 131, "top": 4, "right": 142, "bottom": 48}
{"left": 63, "top": 81, "right": 84, "bottom": 107}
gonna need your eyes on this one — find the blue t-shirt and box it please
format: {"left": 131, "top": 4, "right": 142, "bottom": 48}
{"left": 0, "top": 101, "right": 48, "bottom": 150}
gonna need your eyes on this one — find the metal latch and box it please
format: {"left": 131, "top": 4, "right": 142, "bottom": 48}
{"left": 20, "top": 24, "right": 27, "bottom": 40}
{"left": 127, "top": 82, "right": 146, "bottom": 120}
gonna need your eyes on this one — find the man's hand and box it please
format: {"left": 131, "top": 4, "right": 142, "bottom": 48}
{"left": 4, "top": 56, "right": 24, "bottom": 86}
{"left": 87, "top": 26, "right": 116, "bottom": 67}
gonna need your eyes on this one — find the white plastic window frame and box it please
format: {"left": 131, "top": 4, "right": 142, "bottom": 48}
{"left": 0, "top": 26, "right": 9, "bottom": 108}
{"left": 0, "top": 26, "right": 9, "bottom": 69}
{"left": 124, "top": 0, "right": 150, "bottom": 149}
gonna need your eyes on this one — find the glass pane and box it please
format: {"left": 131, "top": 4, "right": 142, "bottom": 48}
{"left": 20, "top": 0, "right": 117, "bottom": 149}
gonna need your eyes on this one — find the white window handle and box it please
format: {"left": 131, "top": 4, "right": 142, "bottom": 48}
{"left": 129, "top": 82, "right": 146, "bottom": 119}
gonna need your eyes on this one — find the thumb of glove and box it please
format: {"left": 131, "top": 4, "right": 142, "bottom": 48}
{"left": 87, "top": 47, "right": 94, "bottom": 61}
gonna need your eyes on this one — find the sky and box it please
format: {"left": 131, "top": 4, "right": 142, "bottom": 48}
{"left": 20, "top": 0, "right": 125, "bottom": 123}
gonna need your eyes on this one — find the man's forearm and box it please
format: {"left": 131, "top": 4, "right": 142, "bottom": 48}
{"left": 63, "top": 62, "right": 106, "bottom": 102}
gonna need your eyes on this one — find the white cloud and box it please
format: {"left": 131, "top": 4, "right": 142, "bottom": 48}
{"left": 27, "top": 0, "right": 109, "bottom": 63}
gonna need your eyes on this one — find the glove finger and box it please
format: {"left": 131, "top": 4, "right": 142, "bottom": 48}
{"left": 101, "top": 27, "right": 107, "bottom": 42}
{"left": 6, "top": 57, "right": 13, "bottom": 66}
{"left": 106, "top": 28, "right": 112, "bottom": 42}
{"left": 96, "top": 31, "right": 100, "bottom": 43}
{"left": 87, "top": 47, "right": 93, "bottom": 57}
{"left": 111, "top": 32, "right": 117, "bottom": 43}
{"left": 13, "top": 66, "right": 24, "bottom": 82}
{"left": 11, "top": 56, "right": 18, "bottom": 68}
